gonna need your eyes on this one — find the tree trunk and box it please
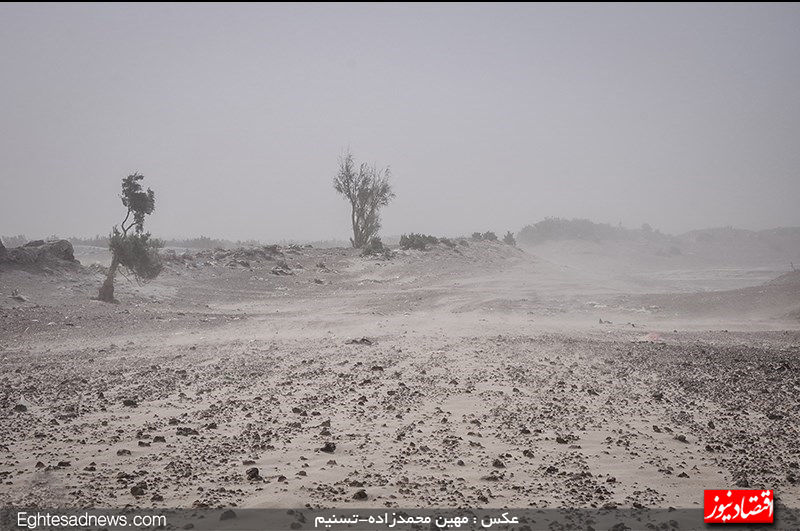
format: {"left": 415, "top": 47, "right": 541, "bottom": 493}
{"left": 98, "top": 255, "right": 119, "bottom": 302}
{"left": 350, "top": 204, "right": 361, "bottom": 248}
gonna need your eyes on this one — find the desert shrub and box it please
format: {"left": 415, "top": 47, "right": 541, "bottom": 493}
{"left": 503, "top": 231, "right": 516, "bottom": 246}
{"left": 109, "top": 230, "right": 163, "bottom": 280}
{"left": 361, "top": 236, "right": 393, "bottom": 258}
{"left": 439, "top": 237, "right": 457, "bottom": 248}
{"left": 399, "top": 233, "right": 439, "bottom": 250}
{"left": 471, "top": 231, "right": 498, "bottom": 242}
{"left": 398, "top": 233, "right": 459, "bottom": 251}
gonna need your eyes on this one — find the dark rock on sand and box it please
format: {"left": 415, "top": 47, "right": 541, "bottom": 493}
{"left": 320, "top": 442, "right": 336, "bottom": 453}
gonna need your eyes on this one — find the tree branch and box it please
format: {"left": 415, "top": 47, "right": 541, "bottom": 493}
{"left": 120, "top": 208, "right": 132, "bottom": 236}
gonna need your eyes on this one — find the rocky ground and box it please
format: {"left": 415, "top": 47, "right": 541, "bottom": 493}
{"left": 0, "top": 240, "right": 798, "bottom": 513}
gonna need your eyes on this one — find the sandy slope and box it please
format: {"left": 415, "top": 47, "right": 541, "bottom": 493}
{"left": 0, "top": 241, "right": 798, "bottom": 512}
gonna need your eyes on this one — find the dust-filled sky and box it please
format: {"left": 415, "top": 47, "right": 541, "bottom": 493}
{"left": 1, "top": 3, "right": 799, "bottom": 242}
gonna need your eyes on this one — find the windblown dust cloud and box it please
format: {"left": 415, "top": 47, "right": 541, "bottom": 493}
{"left": 1, "top": 233, "right": 799, "bottom": 511}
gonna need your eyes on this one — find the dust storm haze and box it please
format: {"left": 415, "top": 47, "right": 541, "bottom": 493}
{"left": 2, "top": 4, "right": 800, "bottom": 529}
{"left": 1, "top": 3, "right": 800, "bottom": 241}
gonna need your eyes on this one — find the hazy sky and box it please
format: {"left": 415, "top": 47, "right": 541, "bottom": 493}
{"left": 1, "top": 3, "right": 799, "bottom": 242}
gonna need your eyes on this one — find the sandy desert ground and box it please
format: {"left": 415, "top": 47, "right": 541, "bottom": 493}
{"left": 1, "top": 239, "right": 798, "bottom": 516}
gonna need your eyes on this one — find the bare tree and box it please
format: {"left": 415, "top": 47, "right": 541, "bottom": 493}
{"left": 333, "top": 150, "right": 395, "bottom": 248}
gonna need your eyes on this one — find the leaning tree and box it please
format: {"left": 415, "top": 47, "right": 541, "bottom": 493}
{"left": 97, "top": 173, "right": 162, "bottom": 302}
{"left": 333, "top": 150, "right": 394, "bottom": 248}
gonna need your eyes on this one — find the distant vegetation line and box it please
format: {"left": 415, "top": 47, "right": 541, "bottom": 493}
{"left": 0, "top": 233, "right": 352, "bottom": 250}
{"left": 517, "top": 217, "right": 670, "bottom": 245}
{"left": 517, "top": 217, "right": 800, "bottom": 246}
{"left": 3, "top": 217, "right": 799, "bottom": 250}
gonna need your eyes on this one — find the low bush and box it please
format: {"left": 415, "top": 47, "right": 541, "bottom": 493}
{"left": 471, "top": 231, "right": 498, "bottom": 242}
{"left": 399, "top": 233, "right": 440, "bottom": 250}
{"left": 361, "top": 236, "right": 393, "bottom": 258}
{"left": 439, "top": 237, "right": 457, "bottom": 248}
